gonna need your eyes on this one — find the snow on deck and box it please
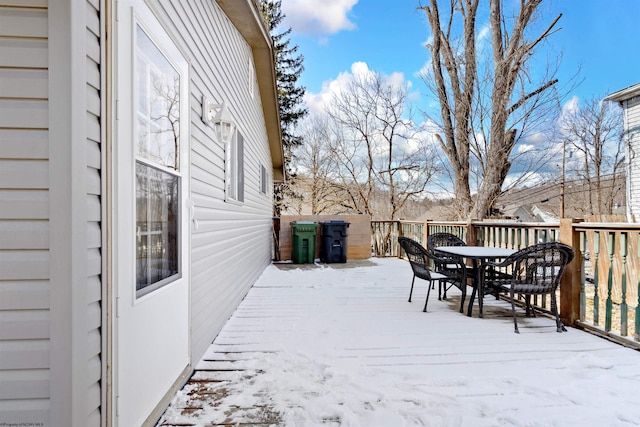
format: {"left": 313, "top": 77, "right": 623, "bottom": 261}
{"left": 157, "top": 258, "right": 640, "bottom": 426}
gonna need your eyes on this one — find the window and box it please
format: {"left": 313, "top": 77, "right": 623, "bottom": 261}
{"left": 225, "top": 131, "right": 244, "bottom": 203}
{"left": 134, "top": 24, "right": 183, "bottom": 296}
{"left": 260, "top": 164, "right": 268, "bottom": 194}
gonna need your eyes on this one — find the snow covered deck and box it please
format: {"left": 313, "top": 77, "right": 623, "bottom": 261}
{"left": 157, "top": 258, "right": 640, "bottom": 426}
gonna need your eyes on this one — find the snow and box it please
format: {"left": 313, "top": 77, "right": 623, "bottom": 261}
{"left": 158, "top": 258, "right": 640, "bottom": 426}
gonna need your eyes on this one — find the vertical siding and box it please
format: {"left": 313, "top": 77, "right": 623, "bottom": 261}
{"left": 0, "top": 1, "right": 50, "bottom": 425}
{"left": 625, "top": 96, "right": 640, "bottom": 220}
{"left": 154, "top": 0, "right": 276, "bottom": 365}
{"left": 85, "top": 0, "right": 103, "bottom": 424}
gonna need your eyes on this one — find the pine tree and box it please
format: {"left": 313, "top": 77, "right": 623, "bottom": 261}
{"left": 259, "top": 0, "right": 307, "bottom": 214}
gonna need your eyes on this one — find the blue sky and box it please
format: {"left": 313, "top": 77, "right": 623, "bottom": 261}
{"left": 281, "top": 0, "right": 640, "bottom": 114}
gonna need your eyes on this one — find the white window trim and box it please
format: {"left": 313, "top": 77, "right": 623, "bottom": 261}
{"left": 225, "top": 130, "right": 244, "bottom": 204}
{"left": 132, "top": 19, "right": 188, "bottom": 298}
{"left": 259, "top": 163, "right": 269, "bottom": 196}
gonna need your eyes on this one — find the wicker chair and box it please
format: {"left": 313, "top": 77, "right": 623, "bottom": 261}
{"left": 479, "top": 242, "right": 575, "bottom": 333}
{"left": 426, "top": 232, "right": 475, "bottom": 298}
{"left": 426, "top": 232, "right": 467, "bottom": 252}
{"left": 398, "top": 236, "right": 467, "bottom": 313}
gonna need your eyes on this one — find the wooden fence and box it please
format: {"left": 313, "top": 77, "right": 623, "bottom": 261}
{"left": 276, "top": 214, "right": 371, "bottom": 261}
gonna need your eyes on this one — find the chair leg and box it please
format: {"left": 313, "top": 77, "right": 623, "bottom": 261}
{"left": 524, "top": 295, "right": 537, "bottom": 317}
{"left": 423, "top": 279, "right": 433, "bottom": 312}
{"left": 408, "top": 275, "right": 416, "bottom": 302}
{"left": 551, "top": 293, "right": 567, "bottom": 332}
{"left": 510, "top": 291, "right": 519, "bottom": 334}
{"left": 438, "top": 280, "right": 443, "bottom": 301}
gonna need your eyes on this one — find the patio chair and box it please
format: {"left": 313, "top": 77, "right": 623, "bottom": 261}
{"left": 427, "top": 232, "right": 475, "bottom": 296}
{"left": 398, "top": 236, "right": 467, "bottom": 313}
{"left": 426, "top": 232, "right": 467, "bottom": 252}
{"left": 479, "top": 242, "right": 575, "bottom": 333}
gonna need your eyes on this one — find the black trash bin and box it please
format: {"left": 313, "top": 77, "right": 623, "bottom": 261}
{"left": 319, "top": 220, "right": 350, "bottom": 263}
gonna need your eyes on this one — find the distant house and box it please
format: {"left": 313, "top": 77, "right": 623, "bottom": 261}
{"left": 0, "top": 1, "right": 283, "bottom": 426}
{"left": 605, "top": 83, "right": 640, "bottom": 221}
{"left": 500, "top": 204, "right": 559, "bottom": 223}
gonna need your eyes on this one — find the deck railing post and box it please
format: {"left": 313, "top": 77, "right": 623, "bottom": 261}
{"left": 466, "top": 219, "right": 478, "bottom": 246}
{"left": 605, "top": 232, "right": 615, "bottom": 332}
{"left": 560, "top": 218, "right": 581, "bottom": 326}
{"left": 620, "top": 232, "right": 628, "bottom": 336}
{"left": 423, "top": 220, "right": 429, "bottom": 247}
{"left": 396, "top": 220, "right": 402, "bottom": 258}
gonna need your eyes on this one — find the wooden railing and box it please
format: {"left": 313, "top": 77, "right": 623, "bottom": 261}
{"left": 572, "top": 223, "right": 640, "bottom": 345}
{"left": 372, "top": 219, "right": 640, "bottom": 349}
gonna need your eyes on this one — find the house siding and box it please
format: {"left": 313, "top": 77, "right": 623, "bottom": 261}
{"left": 624, "top": 96, "right": 640, "bottom": 220}
{"left": 153, "top": 0, "right": 275, "bottom": 365}
{"left": 0, "top": 1, "right": 51, "bottom": 424}
{"left": 2, "top": 0, "right": 276, "bottom": 423}
{"left": 0, "top": 0, "right": 104, "bottom": 425}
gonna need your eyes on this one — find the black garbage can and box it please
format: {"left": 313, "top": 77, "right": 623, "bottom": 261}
{"left": 319, "top": 220, "right": 350, "bottom": 263}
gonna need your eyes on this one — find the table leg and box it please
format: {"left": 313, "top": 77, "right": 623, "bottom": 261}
{"left": 466, "top": 259, "right": 480, "bottom": 317}
{"left": 477, "top": 260, "right": 484, "bottom": 318}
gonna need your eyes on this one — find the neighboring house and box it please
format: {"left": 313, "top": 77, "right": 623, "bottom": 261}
{"left": 0, "top": 1, "right": 283, "bottom": 426}
{"left": 605, "top": 83, "right": 640, "bottom": 222}
{"left": 499, "top": 204, "right": 559, "bottom": 223}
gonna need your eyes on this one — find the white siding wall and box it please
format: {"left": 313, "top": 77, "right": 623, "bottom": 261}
{"left": 0, "top": 0, "right": 104, "bottom": 425}
{"left": 0, "top": 2, "right": 51, "bottom": 424}
{"left": 625, "top": 96, "right": 640, "bottom": 221}
{"left": 153, "top": 0, "right": 275, "bottom": 364}
{"left": 85, "top": 0, "right": 104, "bottom": 424}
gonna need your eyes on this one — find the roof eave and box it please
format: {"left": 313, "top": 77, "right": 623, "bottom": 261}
{"left": 216, "top": 0, "right": 285, "bottom": 182}
{"left": 604, "top": 83, "right": 640, "bottom": 103}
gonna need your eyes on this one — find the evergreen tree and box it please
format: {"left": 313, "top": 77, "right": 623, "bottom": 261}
{"left": 259, "top": 0, "right": 307, "bottom": 214}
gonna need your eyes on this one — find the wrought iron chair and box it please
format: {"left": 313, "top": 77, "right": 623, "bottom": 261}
{"left": 479, "top": 242, "right": 575, "bottom": 333}
{"left": 398, "top": 236, "right": 467, "bottom": 313}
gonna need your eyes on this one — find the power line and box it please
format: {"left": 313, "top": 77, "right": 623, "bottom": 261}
{"left": 501, "top": 172, "right": 625, "bottom": 205}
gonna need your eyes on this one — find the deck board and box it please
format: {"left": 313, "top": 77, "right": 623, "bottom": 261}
{"left": 157, "top": 258, "right": 640, "bottom": 426}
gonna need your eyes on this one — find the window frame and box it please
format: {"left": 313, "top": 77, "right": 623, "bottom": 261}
{"left": 259, "top": 163, "right": 268, "bottom": 195}
{"left": 225, "top": 130, "right": 244, "bottom": 204}
{"left": 133, "top": 21, "right": 186, "bottom": 298}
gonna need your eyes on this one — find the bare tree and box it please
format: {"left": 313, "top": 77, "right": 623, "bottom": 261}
{"left": 560, "top": 97, "right": 626, "bottom": 215}
{"left": 325, "top": 70, "right": 439, "bottom": 221}
{"left": 420, "top": 0, "right": 563, "bottom": 219}
{"left": 289, "top": 117, "right": 344, "bottom": 215}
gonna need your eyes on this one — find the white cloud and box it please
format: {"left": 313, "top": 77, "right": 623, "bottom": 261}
{"left": 503, "top": 171, "right": 545, "bottom": 188}
{"left": 562, "top": 95, "right": 580, "bottom": 117}
{"left": 303, "top": 62, "right": 418, "bottom": 119}
{"left": 524, "top": 132, "right": 547, "bottom": 145}
{"left": 282, "top": 0, "right": 358, "bottom": 37}
{"left": 517, "top": 143, "right": 535, "bottom": 154}
{"left": 557, "top": 95, "right": 581, "bottom": 140}
{"left": 477, "top": 24, "right": 490, "bottom": 42}
{"left": 303, "top": 61, "right": 372, "bottom": 115}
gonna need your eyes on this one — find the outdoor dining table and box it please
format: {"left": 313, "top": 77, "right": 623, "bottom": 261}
{"left": 435, "top": 246, "right": 516, "bottom": 317}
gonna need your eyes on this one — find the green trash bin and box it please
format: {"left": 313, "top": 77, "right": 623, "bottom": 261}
{"left": 291, "top": 221, "right": 318, "bottom": 263}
